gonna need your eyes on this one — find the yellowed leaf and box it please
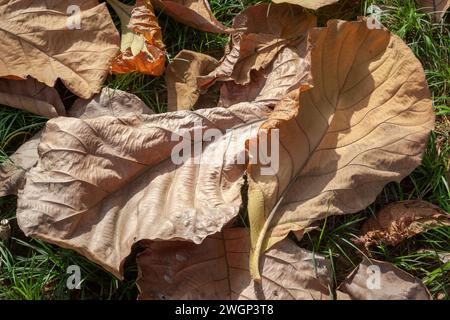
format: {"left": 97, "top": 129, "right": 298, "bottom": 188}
{"left": 0, "top": 0, "right": 120, "bottom": 99}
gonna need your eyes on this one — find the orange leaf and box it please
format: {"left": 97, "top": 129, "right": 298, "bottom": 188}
{"left": 108, "top": 0, "right": 166, "bottom": 75}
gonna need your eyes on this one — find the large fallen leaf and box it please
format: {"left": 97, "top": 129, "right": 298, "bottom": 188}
{"left": 338, "top": 258, "right": 431, "bottom": 300}
{"left": 247, "top": 19, "right": 435, "bottom": 278}
{"left": 198, "top": 3, "right": 316, "bottom": 88}
{"left": 0, "top": 88, "right": 151, "bottom": 197}
{"left": 0, "top": 0, "right": 120, "bottom": 99}
{"left": 355, "top": 200, "right": 450, "bottom": 250}
{"left": 107, "top": 0, "right": 166, "bottom": 75}
{"left": 137, "top": 228, "right": 334, "bottom": 300}
{"left": 0, "top": 77, "right": 65, "bottom": 117}
{"left": 17, "top": 104, "right": 269, "bottom": 278}
{"left": 272, "top": 0, "right": 339, "bottom": 10}
{"left": 416, "top": 0, "right": 450, "bottom": 22}
{"left": 166, "top": 50, "right": 219, "bottom": 111}
{"left": 152, "top": 0, "right": 229, "bottom": 33}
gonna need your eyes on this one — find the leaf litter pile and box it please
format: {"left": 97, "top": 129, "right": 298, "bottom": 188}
{"left": 0, "top": 0, "right": 448, "bottom": 300}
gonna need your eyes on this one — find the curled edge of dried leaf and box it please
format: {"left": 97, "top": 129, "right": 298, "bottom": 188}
{"left": 246, "top": 18, "right": 434, "bottom": 280}
{"left": 355, "top": 200, "right": 450, "bottom": 250}
{"left": 109, "top": 0, "right": 166, "bottom": 75}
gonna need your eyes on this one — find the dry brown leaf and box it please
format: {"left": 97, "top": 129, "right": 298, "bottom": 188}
{"left": 166, "top": 50, "right": 219, "bottom": 111}
{"left": 14, "top": 38, "right": 313, "bottom": 278}
{"left": 152, "top": 0, "right": 230, "bottom": 33}
{"left": 16, "top": 104, "right": 269, "bottom": 278}
{"left": 0, "top": 88, "right": 151, "bottom": 197}
{"left": 137, "top": 228, "right": 334, "bottom": 300}
{"left": 198, "top": 3, "right": 316, "bottom": 88}
{"left": 272, "top": 0, "right": 339, "bottom": 10}
{"left": 0, "top": 132, "right": 41, "bottom": 197}
{"left": 0, "top": 77, "right": 65, "bottom": 118}
{"left": 107, "top": 0, "right": 166, "bottom": 75}
{"left": 247, "top": 19, "right": 434, "bottom": 278}
{"left": 355, "top": 200, "right": 450, "bottom": 249}
{"left": 416, "top": 0, "right": 450, "bottom": 22}
{"left": 0, "top": 0, "right": 120, "bottom": 99}
{"left": 338, "top": 257, "right": 431, "bottom": 300}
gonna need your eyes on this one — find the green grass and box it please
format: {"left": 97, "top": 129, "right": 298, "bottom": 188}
{"left": 0, "top": 0, "right": 449, "bottom": 300}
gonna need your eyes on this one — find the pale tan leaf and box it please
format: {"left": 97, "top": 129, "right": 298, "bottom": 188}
{"left": 198, "top": 3, "right": 316, "bottom": 88}
{"left": 1, "top": 88, "right": 151, "bottom": 197}
{"left": 272, "top": 0, "right": 339, "bottom": 10}
{"left": 0, "top": 0, "right": 120, "bottom": 99}
{"left": 0, "top": 77, "right": 65, "bottom": 118}
{"left": 355, "top": 200, "right": 450, "bottom": 249}
{"left": 247, "top": 19, "right": 434, "bottom": 278}
{"left": 107, "top": 0, "right": 166, "bottom": 75}
{"left": 137, "top": 228, "right": 334, "bottom": 300}
{"left": 338, "top": 258, "right": 431, "bottom": 300}
{"left": 166, "top": 50, "right": 219, "bottom": 111}
{"left": 152, "top": 0, "right": 230, "bottom": 33}
{"left": 416, "top": 0, "right": 450, "bottom": 22}
{"left": 0, "top": 132, "right": 41, "bottom": 197}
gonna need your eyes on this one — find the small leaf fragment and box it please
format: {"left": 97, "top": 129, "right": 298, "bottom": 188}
{"left": 355, "top": 200, "right": 450, "bottom": 249}
{"left": 338, "top": 258, "right": 431, "bottom": 300}
{"left": 166, "top": 50, "right": 219, "bottom": 111}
